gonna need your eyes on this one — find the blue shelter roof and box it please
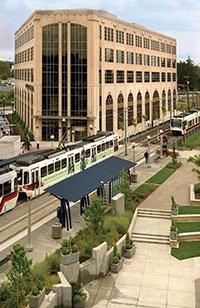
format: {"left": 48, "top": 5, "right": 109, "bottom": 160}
{"left": 46, "top": 156, "right": 135, "bottom": 202}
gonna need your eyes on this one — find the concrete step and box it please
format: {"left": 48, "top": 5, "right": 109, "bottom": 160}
{"left": 131, "top": 237, "right": 170, "bottom": 244}
{"left": 131, "top": 232, "right": 170, "bottom": 244}
{"left": 137, "top": 213, "right": 171, "bottom": 219}
{"left": 138, "top": 208, "right": 171, "bottom": 214}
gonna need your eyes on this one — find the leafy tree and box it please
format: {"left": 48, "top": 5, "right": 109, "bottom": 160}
{"left": 84, "top": 197, "right": 106, "bottom": 234}
{"left": 6, "top": 244, "right": 32, "bottom": 307}
{"left": 0, "top": 61, "right": 13, "bottom": 80}
{"left": 177, "top": 57, "right": 200, "bottom": 91}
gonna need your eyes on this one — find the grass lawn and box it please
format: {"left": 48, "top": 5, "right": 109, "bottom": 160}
{"left": 179, "top": 205, "right": 200, "bottom": 215}
{"left": 171, "top": 241, "right": 200, "bottom": 260}
{"left": 175, "top": 222, "right": 200, "bottom": 233}
{"left": 184, "top": 129, "right": 200, "bottom": 149}
{"left": 146, "top": 167, "right": 175, "bottom": 185}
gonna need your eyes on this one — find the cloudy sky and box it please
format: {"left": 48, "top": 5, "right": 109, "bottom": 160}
{"left": 1, "top": 0, "right": 200, "bottom": 63}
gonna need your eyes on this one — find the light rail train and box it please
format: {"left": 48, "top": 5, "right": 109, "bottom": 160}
{"left": 170, "top": 110, "right": 200, "bottom": 135}
{"left": 0, "top": 132, "right": 118, "bottom": 214}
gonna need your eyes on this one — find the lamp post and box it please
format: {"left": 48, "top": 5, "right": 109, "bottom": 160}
{"left": 124, "top": 107, "right": 128, "bottom": 156}
{"left": 159, "top": 129, "right": 163, "bottom": 157}
{"left": 2, "top": 97, "right": 6, "bottom": 116}
{"left": 50, "top": 134, "right": 54, "bottom": 149}
{"left": 147, "top": 135, "right": 151, "bottom": 165}
{"left": 26, "top": 196, "right": 33, "bottom": 252}
{"left": 186, "top": 78, "right": 190, "bottom": 112}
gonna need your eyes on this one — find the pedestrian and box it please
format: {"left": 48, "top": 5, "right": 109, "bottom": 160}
{"left": 144, "top": 150, "right": 149, "bottom": 164}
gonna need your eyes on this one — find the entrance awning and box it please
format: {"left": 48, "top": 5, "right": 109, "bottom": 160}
{"left": 46, "top": 156, "right": 135, "bottom": 203}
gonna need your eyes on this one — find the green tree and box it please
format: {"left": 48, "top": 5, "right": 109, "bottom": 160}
{"left": 84, "top": 197, "right": 106, "bottom": 234}
{"left": 6, "top": 244, "right": 32, "bottom": 307}
{"left": 177, "top": 57, "right": 200, "bottom": 91}
{"left": 0, "top": 61, "right": 13, "bottom": 80}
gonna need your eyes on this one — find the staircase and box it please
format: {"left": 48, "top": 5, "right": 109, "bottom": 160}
{"left": 131, "top": 208, "right": 171, "bottom": 244}
{"left": 137, "top": 208, "right": 171, "bottom": 219}
{"left": 131, "top": 232, "right": 170, "bottom": 244}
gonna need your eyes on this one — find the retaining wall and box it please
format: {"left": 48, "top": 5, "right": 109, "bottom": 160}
{"left": 172, "top": 214, "right": 200, "bottom": 222}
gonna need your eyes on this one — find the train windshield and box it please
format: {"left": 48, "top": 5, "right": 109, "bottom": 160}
{"left": 17, "top": 171, "right": 22, "bottom": 185}
{"left": 171, "top": 119, "right": 182, "bottom": 128}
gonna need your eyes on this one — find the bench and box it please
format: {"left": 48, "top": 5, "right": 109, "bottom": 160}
{"left": 154, "top": 155, "right": 161, "bottom": 163}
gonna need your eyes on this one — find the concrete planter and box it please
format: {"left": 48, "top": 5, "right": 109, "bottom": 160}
{"left": 124, "top": 245, "right": 136, "bottom": 258}
{"left": 60, "top": 252, "right": 79, "bottom": 265}
{"left": 29, "top": 288, "right": 45, "bottom": 308}
{"left": 110, "top": 258, "right": 123, "bottom": 273}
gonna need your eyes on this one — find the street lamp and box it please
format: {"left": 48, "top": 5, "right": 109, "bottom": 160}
{"left": 147, "top": 135, "right": 151, "bottom": 165}
{"left": 50, "top": 134, "right": 54, "bottom": 149}
{"left": 159, "top": 129, "right": 163, "bottom": 157}
{"left": 2, "top": 97, "right": 6, "bottom": 116}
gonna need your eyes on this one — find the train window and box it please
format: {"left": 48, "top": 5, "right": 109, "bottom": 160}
{"left": 4, "top": 181, "right": 11, "bottom": 195}
{"left": 110, "top": 140, "right": 113, "bottom": 147}
{"left": 75, "top": 153, "right": 80, "bottom": 163}
{"left": 85, "top": 149, "right": 90, "bottom": 158}
{"left": 102, "top": 143, "right": 106, "bottom": 151}
{"left": 41, "top": 166, "right": 47, "bottom": 177}
{"left": 62, "top": 158, "right": 67, "bottom": 168}
{"left": 106, "top": 141, "right": 109, "bottom": 149}
{"left": 48, "top": 163, "right": 54, "bottom": 174}
{"left": 97, "top": 145, "right": 101, "bottom": 153}
{"left": 17, "top": 171, "right": 22, "bottom": 185}
{"left": 0, "top": 184, "right": 2, "bottom": 197}
{"left": 24, "top": 171, "right": 29, "bottom": 184}
{"left": 55, "top": 161, "right": 60, "bottom": 172}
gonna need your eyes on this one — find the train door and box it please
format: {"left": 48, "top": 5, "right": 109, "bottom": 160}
{"left": 68, "top": 155, "right": 75, "bottom": 174}
{"left": 91, "top": 146, "right": 97, "bottom": 163}
{"left": 31, "top": 168, "right": 40, "bottom": 197}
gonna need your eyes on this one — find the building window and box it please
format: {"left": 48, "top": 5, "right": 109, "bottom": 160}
{"left": 152, "top": 72, "right": 160, "bottom": 82}
{"left": 135, "top": 53, "right": 142, "bottom": 65}
{"left": 71, "top": 23, "right": 87, "bottom": 117}
{"left": 167, "top": 59, "right": 171, "bottom": 67}
{"left": 135, "top": 35, "right": 142, "bottom": 47}
{"left": 99, "top": 47, "right": 102, "bottom": 62}
{"left": 161, "top": 42, "right": 166, "bottom": 52}
{"left": 172, "top": 45, "right": 176, "bottom": 54}
{"left": 104, "top": 27, "right": 113, "bottom": 42}
{"left": 167, "top": 72, "right": 171, "bottom": 82}
{"left": 42, "top": 119, "right": 59, "bottom": 141}
{"left": 152, "top": 91, "right": 160, "bottom": 120}
{"left": 128, "top": 93, "right": 134, "bottom": 126}
{"left": 151, "top": 40, "right": 160, "bottom": 51}
{"left": 127, "top": 71, "right": 134, "bottom": 83}
{"left": 99, "top": 25, "right": 102, "bottom": 40}
{"left": 117, "top": 94, "right": 124, "bottom": 129}
{"left": 136, "top": 71, "right": 142, "bottom": 82}
{"left": 172, "top": 59, "right": 176, "bottom": 68}
{"left": 105, "top": 70, "right": 114, "bottom": 83}
{"left": 105, "top": 48, "right": 114, "bottom": 62}
{"left": 161, "top": 72, "right": 166, "bottom": 82}
{"left": 166, "top": 44, "right": 172, "bottom": 53}
{"left": 173, "top": 73, "right": 176, "bottom": 82}
{"left": 145, "top": 91, "right": 150, "bottom": 120}
{"left": 162, "top": 90, "right": 166, "bottom": 114}
{"left": 168, "top": 90, "right": 171, "bottom": 111}
{"left": 117, "top": 70, "right": 124, "bottom": 83}
{"left": 137, "top": 92, "right": 142, "bottom": 123}
{"left": 116, "top": 30, "right": 124, "bottom": 44}
{"left": 99, "top": 70, "right": 102, "bottom": 84}
{"left": 126, "top": 52, "right": 134, "bottom": 64}
{"left": 106, "top": 95, "right": 113, "bottom": 131}
{"left": 116, "top": 50, "right": 124, "bottom": 63}
{"left": 62, "top": 23, "right": 68, "bottom": 116}
{"left": 144, "top": 72, "right": 150, "bottom": 82}
{"left": 126, "top": 33, "right": 134, "bottom": 46}
{"left": 42, "top": 23, "right": 59, "bottom": 116}
{"left": 143, "top": 37, "right": 150, "bottom": 49}
{"left": 144, "top": 54, "right": 150, "bottom": 66}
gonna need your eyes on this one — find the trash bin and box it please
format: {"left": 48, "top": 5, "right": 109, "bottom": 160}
{"left": 52, "top": 221, "right": 62, "bottom": 239}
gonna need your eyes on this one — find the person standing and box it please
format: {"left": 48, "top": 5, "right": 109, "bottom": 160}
{"left": 144, "top": 150, "right": 149, "bottom": 164}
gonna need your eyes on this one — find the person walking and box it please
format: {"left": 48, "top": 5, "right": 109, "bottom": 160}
{"left": 144, "top": 150, "right": 149, "bottom": 164}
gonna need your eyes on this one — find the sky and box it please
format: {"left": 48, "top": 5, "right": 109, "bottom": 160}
{"left": 0, "top": 0, "right": 200, "bottom": 63}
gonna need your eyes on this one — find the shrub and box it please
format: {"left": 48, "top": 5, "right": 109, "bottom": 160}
{"left": 61, "top": 237, "right": 78, "bottom": 255}
{"left": 31, "top": 285, "right": 39, "bottom": 296}
{"left": 125, "top": 233, "right": 134, "bottom": 250}
{"left": 84, "top": 244, "right": 93, "bottom": 256}
{"left": 166, "top": 162, "right": 182, "bottom": 169}
{"left": 0, "top": 281, "right": 11, "bottom": 302}
{"left": 84, "top": 197, "right": 106, "bottom": 234}
{"left": 71, "top": 282, "right": 86, "bottom": 304}
{"left": 111, "top": 245, "right": 122, "bottom": 264}
{"left": 45, "top": 253, "right": 60, "bottom": 275}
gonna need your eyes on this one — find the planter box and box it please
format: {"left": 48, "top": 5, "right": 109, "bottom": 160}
{"left": 60, "top": 252, "right": 79, "bottom": 265}
{"left": 29, "top": 288, "right": 45, "bottom": 308}
{"left": 124, "top": 245, "right": 136, "bottom": 258}
{"left": 110, "top": 258, "right": 123, "bottom": 273}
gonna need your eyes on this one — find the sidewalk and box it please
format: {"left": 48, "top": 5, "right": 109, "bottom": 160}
{"left": 85, "top": 154, "right": 200, "bottom": 307}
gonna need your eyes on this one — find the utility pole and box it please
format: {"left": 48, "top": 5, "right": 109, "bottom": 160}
{"left": 186, "top": 76, "right": 190, "bottom": 112}
{"left": 124, "top": 107, "right": 128, "bottom": 156}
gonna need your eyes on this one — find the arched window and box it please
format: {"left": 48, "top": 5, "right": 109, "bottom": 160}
{"left": 106, "top": 94, "right": 113, "bottom": 131}
{"left": 152, "top": 90, "right": 160, "bottom": 120}
{"left": 145, "top": 91, "right": 150, "bottom": 121}
{"left": 137, "top": 92, "right": 142, "bottom": 124}
{"left": 173, "top": 89, "right": 176, "bottom": 111}
{"left": 168, "top": 89, "right": 171, "bottom": 112}
{"left": 162, "top": 90, "right": 166, "bottom": 114}
{"left": 117, "top": 94, "right": 124, "bottom": 129}
{"left": 128, "top": 93, "right": 134, "bottom": 126}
